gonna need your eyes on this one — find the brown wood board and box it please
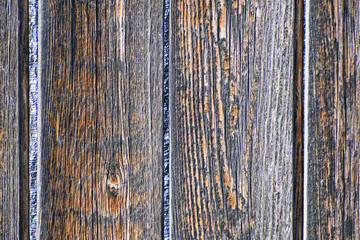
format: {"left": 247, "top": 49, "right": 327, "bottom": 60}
{"left": 169, "top": 0, "right": 296, "bottom": 238}
{"left": 307, "top": 1, "right": 360, "bottom": 239}
{"left": 37, "top": 0, "right": 163, "bottom": 238}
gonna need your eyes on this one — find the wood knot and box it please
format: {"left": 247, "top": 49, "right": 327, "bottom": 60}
{"left": 107, "top": 175, "right": 121, "bottom": 197}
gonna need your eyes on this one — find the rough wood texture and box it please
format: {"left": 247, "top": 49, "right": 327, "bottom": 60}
{"left": 0, "top": 0, "right": 29, "bottom": 239}
{"left": 170, "top": 0, "right": 295, "bottom": 238}
{"left": 37, "top": 0, "right": 163, "bottom": 238}
{"left": 307, "top": 1, "right": 360, "bottom": 239}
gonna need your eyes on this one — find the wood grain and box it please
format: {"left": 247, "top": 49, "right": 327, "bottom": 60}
{"left": 0, "top": 0, "right": 29, "bottom": 239}
{"left": 169, "top": 0, "right": 296, "bottom": 238}
{"left": 37, "top": 0, "right": 163, "bottom": 238}
{"left": 307, "top": 1, "right": 360, "bottom": 239}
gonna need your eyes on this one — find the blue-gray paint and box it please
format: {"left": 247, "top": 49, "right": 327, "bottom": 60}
{"left": 163, "top": 0, "right": 170, "bottom": 238}
{"left": 29, "top": 0, "right": 38, "bottom": 239}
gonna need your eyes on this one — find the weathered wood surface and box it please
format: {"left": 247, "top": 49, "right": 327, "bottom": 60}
{"left": 170, "top": 0, "right": 296, "bottom": 238}
{"left": 0, "top": 0, "right": 29, "bottom": 239}
{"left": 37, "top": 0, "right": 163, "bottom": 238}
{"left": 307, "top": 1, "right": 360, "bottom": 239}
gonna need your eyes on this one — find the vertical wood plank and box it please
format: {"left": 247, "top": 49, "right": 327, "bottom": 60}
{"left": 0, "top": 0, "right": 29, "bottom": 239}
{"left": 169, "top": 0, "right": 296, "bottom": 238}
{"left": 307, "top": 1, "right": 360, "bottom": 239}
{"left": 37, "top": 0, "right": 163, "bottom": 238}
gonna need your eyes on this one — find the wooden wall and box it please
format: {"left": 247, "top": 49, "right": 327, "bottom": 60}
{"left": 0, "top": 0, "right": 359, "bottom": 239}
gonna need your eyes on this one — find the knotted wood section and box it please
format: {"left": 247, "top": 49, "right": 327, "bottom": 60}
{"left": 37, "top": 0, "right": 163, "bottom": 238}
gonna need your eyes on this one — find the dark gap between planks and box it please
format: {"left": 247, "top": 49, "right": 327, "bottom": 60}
{"left": 29, "top": 0, "right": 39, "bottom": 239}
{"left": 163, "top": 0, "right": 170, "bottom": 239}
{"left": 293, "top": 0, "right": 305, "bottom": 239}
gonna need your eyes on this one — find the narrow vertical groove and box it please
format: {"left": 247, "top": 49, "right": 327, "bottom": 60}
{"left": 35, "top": 0, "right": 42, "bottom": 237}
{"left": 29, "top": 0, "right": 38, "bottom": 239}
{"left": 18, "top": 0, "right": 30, "bottom": 238}
{"left": 163, "top": 0, "right": 170, "bottom": 239}
{"left": 94, "top": 0, "right": 99, "bottom": 238}
{"left": 293, "top": 0, "right": 304, "bottom": 239}
{"left": 168, "top": 0, "right": 174, "bottom": 237}
{"left": 303, "top": 0, "right": 310, "bottom": 238}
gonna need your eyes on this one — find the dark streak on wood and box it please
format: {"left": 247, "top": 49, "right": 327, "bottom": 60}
{"left": 293, "top": 0, "right": 304, "bottom": 239}
{"left": 37, "top": 0, "right": 163, "bottom": 238}
{"left": 19, "top": 0, "right": 30, "bottom": 239}
{"left": 170, "top": 0, "right": 296, "bottom": 238}
{"left": 307, "top": 1, "right": 360, "bottom": 239}
{"left": 0, "top": 0, "right": 29, "bottom": 239}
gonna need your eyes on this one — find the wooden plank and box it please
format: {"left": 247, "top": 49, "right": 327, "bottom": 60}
{"left": 37, "top": 0, "right": 163, "bottom": 238}
{"left": 169, "top": 0, "right": 296, "bottom": 238}
{"left": 0, "top": 0, "right": 29, "bottom": 239}
{"left": 307, "top": 1, "right": 360, "bottom": 238}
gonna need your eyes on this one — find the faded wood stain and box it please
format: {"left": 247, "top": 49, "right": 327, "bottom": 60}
{"left": 307, "top": 1, "right": 360, "bottom": 239}
{"left": 1, "top": 0, "right": 360, "bottom": 239}
{"left": 170, "top": 0, "right": 296, "bottom": 239}
{"left": 37, "top": 0, "right": 163, "bottom": 238}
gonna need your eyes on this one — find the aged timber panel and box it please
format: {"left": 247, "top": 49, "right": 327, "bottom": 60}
{"left": 307, "top": 1, "right": 360, "bottom": 239}
{"left": 37, "top": 0, "right": 163, "bottom": 238}
{"left": 170, "top": 0, "right": 296, "bottom": 239}
{"left": 0, "top": 0, "right": 29, "bottom": 239}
